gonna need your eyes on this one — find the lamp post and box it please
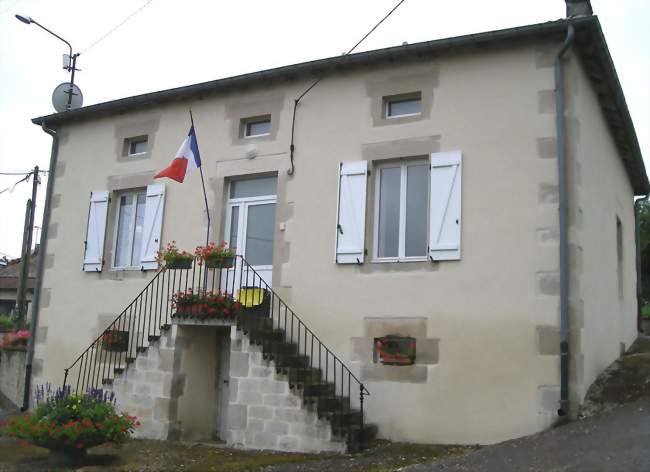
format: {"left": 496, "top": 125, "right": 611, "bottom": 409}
{"left": 15, "top": 14, "right": 80, "bottom": 111}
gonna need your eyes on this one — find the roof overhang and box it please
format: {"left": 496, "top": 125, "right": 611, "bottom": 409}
{"left": 31, "top": 15, "right": 648, "bottom": 194}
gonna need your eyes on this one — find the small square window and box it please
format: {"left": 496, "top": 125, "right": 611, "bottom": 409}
{"left": 242, "top": 116, "right": 271, "bottom": 138}
{"left": 127, "top": 136, "right": 148, "bottom": 156}
{"left": 385, "top": 93, "right": 422, "bottom": 118}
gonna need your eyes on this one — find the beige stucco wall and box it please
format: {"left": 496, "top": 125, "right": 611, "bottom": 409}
{"left": 31, "top": 39, "right": 639, "bottom": 445}
{"left": 565, "top": 53, "right": 638, "bottom": 408}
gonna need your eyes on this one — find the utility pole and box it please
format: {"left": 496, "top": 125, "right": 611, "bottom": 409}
{"left": 14, "top": 166, "right": 39, "bottom": 328}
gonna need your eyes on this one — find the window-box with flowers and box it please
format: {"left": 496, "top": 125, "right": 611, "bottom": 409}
{"left": 0, "top": 330, "right": 29, "bottom": 351}
{"left": 156, "top": 241, "right": 194, "bottom": 269}
{"left": 0, "top": 385, "right": 138, "bottom": 465}
{"left": 101, "top": 329, "right": 129, "bottom": 352}
{"left": 172, "top": 289, "right": 242, "bottom": 321}
{"left": 373, "top": 335, "right": 416, "bottom": 366}
{"left": 195, "top": 242, "right": 236, "bottom": 269}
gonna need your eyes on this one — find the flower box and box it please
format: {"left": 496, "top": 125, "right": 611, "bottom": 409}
{"left": 204, "top": 255, "right": 234, "bottom": 269}
{"left": 195, "top": 242, "right": 235, "bottom": 269}
{"left": 0, "top": 330, "right": 29, "bottom": 351}
{"left": 373, "top": 335, "right": 416, "bottom": 366}
{"left": 166, "top": 257, "right": 193, "bottom": 270}
{"left": 101, "top": 330, "right": 129, "bottom": 352}
{"left": 172, "top": 290, "right": 241, "bottom": 321}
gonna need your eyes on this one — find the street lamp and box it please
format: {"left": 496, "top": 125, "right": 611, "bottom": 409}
{"left": 15, "top": 14, "right": 80, "bottom": 111}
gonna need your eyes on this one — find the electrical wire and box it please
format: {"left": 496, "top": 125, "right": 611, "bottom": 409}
{"left": 80, "top": 0, "right": 157, "bottom": 54}
{"left": 0, "top": 174, "right": 31, "bottom": 195}
{"left": 288, "top": 0, "right": 408, "bottom": 175}
{"left": 0, "top": 170, "right": 48, "bottom": 176}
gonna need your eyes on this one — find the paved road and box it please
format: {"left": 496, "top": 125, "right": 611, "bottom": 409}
{"left": 404, "top": 399, "right": 650, "bottom": 472}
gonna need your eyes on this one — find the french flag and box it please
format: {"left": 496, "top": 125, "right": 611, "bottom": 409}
{"left": 154, "top": 126, "right": 201, "bottom": 183}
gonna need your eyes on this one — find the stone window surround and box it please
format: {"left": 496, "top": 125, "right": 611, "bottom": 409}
{"left": 114, "top": 117, "right": 159, "bottom": 163}
{"left": 225, "top": 94, "right": 284, "bottom": 146}
{"left": 366, "top": 69, "right": 438, "bottom": 127}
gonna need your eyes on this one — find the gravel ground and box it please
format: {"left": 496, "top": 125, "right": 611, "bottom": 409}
{"left": 404, "top": 398, "right": 650, "bottom": 472}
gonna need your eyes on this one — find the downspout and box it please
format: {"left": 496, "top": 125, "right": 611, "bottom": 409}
{"left": 556, "top": 22, "right": 575, "bottom": 418}
{"left": 22, "top": 123, "right": 58, "bottom": 411}
{"left": 635, "top": 196, "right": 649, "bottom": 333}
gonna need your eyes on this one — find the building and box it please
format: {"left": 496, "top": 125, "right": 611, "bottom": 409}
{"left": 0, "top": 247, "right": 37, "bottom": 316}
{"left": 27, "top": 7, "right": 647, "bottom": 452}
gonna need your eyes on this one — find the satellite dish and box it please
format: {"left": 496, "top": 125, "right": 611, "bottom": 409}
{"left": 52, "top": 82, "right": 83, "bottom": 112}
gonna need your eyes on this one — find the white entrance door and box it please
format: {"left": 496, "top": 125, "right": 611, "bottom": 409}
{"left": 224, "top": 176, "right": 277, "bottom": 289}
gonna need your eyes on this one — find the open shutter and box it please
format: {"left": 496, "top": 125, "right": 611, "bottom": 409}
{"left": 140, "top": 183, "right": 166, "bottom": 270}
{"left": 83, "top": 191, "right": 109, "bottom": 272}
{"left": 336, "top": 161, "right": 367, "bottom": 264}
{"left": 429, "top": 151, "right": 462, "bottom": 261}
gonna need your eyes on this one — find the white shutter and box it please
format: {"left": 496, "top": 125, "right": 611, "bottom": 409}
{"left": 429, "top": 151, "right": 462, "bottom": 261}
{"left": 139, "top": 183, "right": 166, "bottom": 270}
{"left": 83, "top": 191, "right": 109, "bottom": 272}
{"left": 336, "top": 161, "right": 367, "bottom": 264}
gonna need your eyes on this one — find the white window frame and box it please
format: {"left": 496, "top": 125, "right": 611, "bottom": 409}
{"left": 242, "top": 116, "right": 271, "bottom": 138}
{"left": 384, "top": 93, "right": 422, "bottom": 119}
{"left": 127, "top": 136, "right": 148, "bottom": 156}
{"left": 112, "top": 189, "right": 147, "bottom": 270}
{"left": 373, "top": 159, "right": 429, "bottom": 263}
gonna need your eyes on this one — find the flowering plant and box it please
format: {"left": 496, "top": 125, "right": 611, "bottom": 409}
{"left": 172, "top": 289, "right": 241, "bottom": 320}
{"left": 0, "top": 384, "right": 138, "bottom": 452}
{"left": 156, "top": 241, "right": 194, "bottom": 268}
{"left": 0, "top": 330, "right": 29, "bottom": 351}
{"left": 195, "top": 242, "right": 235, "bottom": 268}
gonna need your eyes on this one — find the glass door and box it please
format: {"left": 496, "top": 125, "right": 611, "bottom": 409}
{"left": 224, "top": 176, "right": 277, "bottom": 289}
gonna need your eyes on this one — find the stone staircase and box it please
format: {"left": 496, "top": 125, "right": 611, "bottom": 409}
{"left": 63, "top": 255, "right": 375, "bottom": 453}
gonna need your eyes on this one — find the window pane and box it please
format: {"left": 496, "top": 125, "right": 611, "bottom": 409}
{"left": 114, "top": 195, "right": 133, "bottom": 267}
{"left": 229, "top": 206, "right": 239, "bottom": 253}
{"left": 130, "top": 193, "right": 147, "bottom": 265}
{"left": 129, "top": 139, "right": 147, "bottom": 154}
{"left": 245, "top": 203, "right": 275, "bottom": 266}
{"left": 405, "top": 165, "right": 428, "bottom": 257}
{"left": 230, "top": 176, "right": 277, "bottom": 199}
{"left": 377, "top": 167, "right": 401, "bottom": 258}
{"left": 388, "top": 98, "right": 421, "bottom": 117}
{"left": 246, "top": 119, "right": 271, "bottom": 137}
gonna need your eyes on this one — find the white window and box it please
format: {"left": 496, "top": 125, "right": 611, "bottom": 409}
{"left": 113, "top": 190, "right": 147, "bottom": 268}
{"left": 242, "top": 116, "right": 271, "bottom": 138}
{"left": 385, "top": 93, "right": 422, "bottom": 118}
{"left": 374, "top": 160, "right": 429, "bottom": 261}
{"left": 127, "top": 136, "right": 148, "bottom": 155}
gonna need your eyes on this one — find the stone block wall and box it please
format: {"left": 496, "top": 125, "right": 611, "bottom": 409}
{"left": 108, "top": 326, "right": 178, "bottom": 440}
{"left": 0, "top": 350, "right": 26, "bottom": 407}
{"left": 227, "top": 328, "right": 346, "bottom": 453}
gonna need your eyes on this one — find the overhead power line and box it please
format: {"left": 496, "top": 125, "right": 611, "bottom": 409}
{"left": 0, "top": 170, "right": 49, "bottom": 176}
{"left": 80, "top": 0, "right": 157, "bottom": 54}
{"left": 288, "top": 0, "right": 408, "bottom": 175}
{"left": 0, "top": 174, "right": 31, "bottom": 195}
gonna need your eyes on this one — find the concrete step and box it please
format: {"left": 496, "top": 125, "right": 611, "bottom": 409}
{"left": 315, "top": 396, "right": 350, "bottom": 415}
{"left": 345, "top": 423, "right": 379, "bottom": 452}
{"left": 303, "top": 382, "right": 336, "bottom": 397}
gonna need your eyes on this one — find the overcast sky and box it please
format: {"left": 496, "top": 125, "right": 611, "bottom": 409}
{"left": 0, "top": 0, "right": 648, "bottom": 259}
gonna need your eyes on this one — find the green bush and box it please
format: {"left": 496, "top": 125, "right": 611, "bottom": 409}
{"left": 0, "top": 314, "right": 14, "bottom": 330}
{"left": 642, "top": 305, "right": 650, "bottom": 319}
{"left": 0, "top": 385, "right": 138, "bottom": 451}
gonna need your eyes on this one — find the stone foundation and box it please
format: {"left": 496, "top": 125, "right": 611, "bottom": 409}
{"left": 227, "top": 328, "right": 346, "bottom": 453}
{"left": 0, "top": 350, "right": 26, "bottom": 407}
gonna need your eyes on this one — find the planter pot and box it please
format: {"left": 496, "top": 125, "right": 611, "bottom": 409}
{"left": 166, "top": 258, "right": 193, "bottom": 270}
{"left": 48, "top": 448, "right": 88, "bottom": 467}
{"left": 204, "top": 255, "right": 234, "bottom": 269}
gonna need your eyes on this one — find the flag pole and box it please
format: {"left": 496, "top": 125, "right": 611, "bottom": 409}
{"left": 189, "top": 109, "right": 210, "bottom": 248}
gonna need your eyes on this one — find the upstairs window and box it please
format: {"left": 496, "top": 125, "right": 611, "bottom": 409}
{"left": 126, "top": 136, "right": 148, "bottom": 156}
{"left": 114, "top": 190, "right": 147, "bottom": 268}
{"left": 242, "top": 116, "right": 271, "bottom": 138}
{"left": 374, "top": 160, "right": 429, "bottom": 260}
{"left": 384, "top": 93, "right": 422, "bottom": 119}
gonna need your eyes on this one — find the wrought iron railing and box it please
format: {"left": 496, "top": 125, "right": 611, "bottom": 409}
{"left": 63, "top": 255, "right": 371, "bottom": 449}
